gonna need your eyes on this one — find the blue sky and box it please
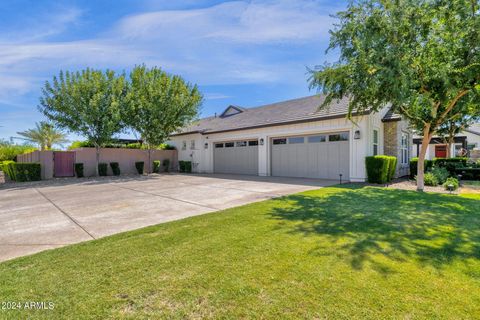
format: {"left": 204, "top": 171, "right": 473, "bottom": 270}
{"left": 0, "top": 0, "right": 346, "bottom": 142}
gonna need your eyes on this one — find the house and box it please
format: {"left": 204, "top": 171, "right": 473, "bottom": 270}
{"left": 169, "top": 95, "right": 412, "bottom": 182}
{"left": 411, "top": 123, "right": 480, "bottom": 160}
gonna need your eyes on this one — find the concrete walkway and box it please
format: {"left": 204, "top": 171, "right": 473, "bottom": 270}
{"left": 0, "top": 173, "right": 336, "bottom": 262}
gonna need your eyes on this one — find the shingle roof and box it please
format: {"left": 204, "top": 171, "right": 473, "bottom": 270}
{"left": 381, "top": 108, "right": 402, "bottom": 122}
{"left": 173, "top": 95, "right": 359, "bottom": 136}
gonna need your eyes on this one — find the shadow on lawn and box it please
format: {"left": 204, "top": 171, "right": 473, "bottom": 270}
{"left": 269, "top": 185, "right": 480, "bottom": 275}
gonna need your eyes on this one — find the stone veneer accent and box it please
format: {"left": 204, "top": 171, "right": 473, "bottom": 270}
{"left": 384, "top": 121, "right": 399, "bottom": 158}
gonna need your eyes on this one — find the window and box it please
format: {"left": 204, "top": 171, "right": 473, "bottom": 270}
{"left": 329, "top": 133, "right": 349, "bottom": 141}
{"left": 225, "top": 142, "right": 234, "bottom": 148}
{"left": 273, "top": 138, "right": 287, "bottom": 145}
{"left": 190, "top": 140, "right": 195, "bottom": 150}
{"left": 182, "top": 141, "right": 187, "bottom": 150}
{"left": 215, "top": 143, "right": 224, "bottom": 148}
{"left": 248, "top": 140, "right": 258, "bottom": 146}
{"left": 236, "top": 141, "right": 247, "bottom": 147}
{"left": 401, "top": 133, "right": 409, "bottom": 164}
{"left": 373, "top": 129, "right": 379, "bottom": 155}
{"left": 288, "top": 137, "right": 304, "bottom": 144}
{"left": 308, "top": 135, "right": 326, "bottom": 143}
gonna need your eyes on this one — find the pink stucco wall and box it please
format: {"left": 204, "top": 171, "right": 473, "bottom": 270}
{"left": 73, "top": 148, "right": 177, "bottom": 177}
{"left": 17, "top": 150, "right": 54, "bottom": 179}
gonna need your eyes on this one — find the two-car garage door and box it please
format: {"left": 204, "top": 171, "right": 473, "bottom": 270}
{"left": 271, "top": 132, "right": 350, "bottom": 180}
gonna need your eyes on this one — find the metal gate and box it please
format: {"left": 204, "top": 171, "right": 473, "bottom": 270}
{"left": 54, "top": 151, "right": 75, "bottom": 177}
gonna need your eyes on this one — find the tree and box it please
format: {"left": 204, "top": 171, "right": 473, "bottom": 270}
{"left": 125, "top": 65, "right": 202, "bottom": 173}
{"left": 16, "top": 121, "right": 68, "bottom": 151}
{"left": 309, "top": 0, "right": 480, "bottom": 191}
{"left": 39, "top": 69, "right": 128, "bottom": 176}
{"left": 436, "top": 110, "right": 479, "bottom": 157}
{"left": 0, "top": 140, "right": 36, "bottom": 162}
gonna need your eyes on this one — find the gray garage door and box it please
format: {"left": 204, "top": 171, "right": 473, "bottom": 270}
{"left": 271, "top": 132, "right": 350, "bottom": 180}
{"left": 214, "top": 140, "right": 259, "bottom": 175}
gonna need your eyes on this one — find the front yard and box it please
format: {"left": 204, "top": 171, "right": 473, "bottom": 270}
{"left": 1, "top": 185, "right": 479, "bottom": 319}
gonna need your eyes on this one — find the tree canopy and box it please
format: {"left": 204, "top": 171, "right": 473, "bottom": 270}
{"left": 17, "top": 121, "right": 68, "bottom": 151}
{"left": 309, "top": 0, "right": 480, "bottom": 190}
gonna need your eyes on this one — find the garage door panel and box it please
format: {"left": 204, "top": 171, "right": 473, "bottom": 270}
{"left": 271, "top": 133, "right": 350, "bottom": 180}
{"left": 214, "top": 140, "right": 258, "bottom": 175}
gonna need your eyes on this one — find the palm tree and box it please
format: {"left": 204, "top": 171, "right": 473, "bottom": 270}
{"left": 17, "top": 122, "right": 68, "bottom": 150}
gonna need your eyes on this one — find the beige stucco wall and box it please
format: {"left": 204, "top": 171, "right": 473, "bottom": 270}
{"left": 17, "top": 150, "right": 54, "bottom": 180}
{"left": 73, "top": 148, "right": 177, "bottom": 177}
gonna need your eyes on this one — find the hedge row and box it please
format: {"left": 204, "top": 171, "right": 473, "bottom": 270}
{"left": 365, "top": 156, "right": 397, "bottom": 184}
{"left": 409, "top": 158, "right": 434, "bottom": 178}
{"left": 2, "top": 162, "right": 41, "bottom": 182}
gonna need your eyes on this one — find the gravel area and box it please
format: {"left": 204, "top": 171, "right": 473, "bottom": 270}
{"left": 358, "top": 178, "right": 478, "bottom": 194}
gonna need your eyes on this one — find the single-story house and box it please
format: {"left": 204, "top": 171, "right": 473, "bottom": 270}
{"left": 169, "top": 95, "right": 412, "bottom": 182}
{"left": 411, "top": 123, "right": 480, "bottom": 159}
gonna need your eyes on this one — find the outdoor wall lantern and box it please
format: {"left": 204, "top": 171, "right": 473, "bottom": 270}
{"left": 260, "top": 138, "right": 264, "bottom": 145}
{"left": 354, "top": 130, "right": 361, "bottom": 140}
{"left": 204, "top": 142, "right": 208, "bottom": 149}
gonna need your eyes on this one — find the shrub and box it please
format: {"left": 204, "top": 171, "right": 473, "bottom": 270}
{"left": 153, "top": 160, "right": 161, "bottom": 173}
{"left": 74, "top": 163, "right": 84, "bottom": 178}
{"left": 387, "top": 156, "right": 397, "bottom": 182}
{"left": 135, "top": 161, "right": 144, "bottom": 174}
{"left": 365, "top": 156, "right": 395, "bottom": 184}
{"left": 409, "top": 157, "right": 434, "bottom": 178}
{"left": 184, "top": 161, "right": 192, "bottom": 173}
{"left": 455, "top": 168, "right": 480, "bottom": 180}
{"left": 179, "top": 161, "right": 185, "bottom": 173}
{"left": 443, "top": 177, "right": 459, "bottom": 191}
{"left": 431, "top": 167, "right": 449, "bottom": 185}
{"left": 163, "top": 159, "right": 170, "bottom": 172}
{"left": 0, "top": 142, "right": 36, "bottom": 161}
{"left": 158, "top": 143, "right": 176, "bottom": 150}
{"left": 98, "top": 163, "right": 108, "bottom": 176}
{"left": 433, "top": 157, "right": 467, "bottom": 168}
{"left": 3, "top": 162, "right": 41, "bottom": 182}
{"left": 422, "top": 172, "right": 439, "bottom": 186}
{"left": 110, "top": 162, "right": 120, "bottom": 176}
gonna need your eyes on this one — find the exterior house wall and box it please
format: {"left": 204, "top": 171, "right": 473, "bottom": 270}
{"left": 383, "top": 119, "right": 411, "bottom": 177}
{"left": 170, "top": 111, "right": 394, "bottom": 182}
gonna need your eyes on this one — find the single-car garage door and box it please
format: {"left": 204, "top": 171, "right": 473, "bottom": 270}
{"left": 271, "top": 132, "right": 350, "bottom": 180}
{"left": 214, "top": 140, "right": 258, "bottom": 175}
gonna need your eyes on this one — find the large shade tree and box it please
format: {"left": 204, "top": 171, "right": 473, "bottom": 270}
{"left": 17, "top": 121, "right": 68, "bottom": 151}
{"left": 309, "top": 0, "right": 480, "bottom": 191}
{"left": 125, "top": 65, "right": 202, "bottom": 172}
{"left": 39, "top": 69, "right": 128, "bottom": 175}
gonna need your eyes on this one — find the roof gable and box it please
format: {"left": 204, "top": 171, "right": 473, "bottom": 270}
{"left": 220, "top": 105, "right": 245, "bottom": 118}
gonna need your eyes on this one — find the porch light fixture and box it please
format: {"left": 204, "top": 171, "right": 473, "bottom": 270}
{"left": 354, "top": 130, "right": 361, "bottom": 140}
{"left": 204, "top": 142, "right": 208, "bottom": 149}
{"left": 259, "top": 138, "right": 264, "bottom": 145}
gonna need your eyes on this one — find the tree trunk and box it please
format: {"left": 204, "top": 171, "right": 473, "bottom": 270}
{"left": 446, "top": 136, "right": 455, "bottom": 158}
{"left": 417, "top": 126, "right": 432, "bottom": 192}
{"left": 95, "top": 145, "right": 100, "bottom": 176}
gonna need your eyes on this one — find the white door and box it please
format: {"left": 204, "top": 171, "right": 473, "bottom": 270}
{"left": 271, "top": 132, "right": 350, "bottom": 180}
{"left": 214, "top": 140, "right": 259, "bottom": 175}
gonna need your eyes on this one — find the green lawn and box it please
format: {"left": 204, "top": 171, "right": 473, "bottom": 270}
{"left": 1, "top": 186, "right": 480, "bottom": 319}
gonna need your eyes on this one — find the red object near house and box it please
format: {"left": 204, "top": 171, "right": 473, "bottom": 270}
{"left": 435, "top": 145, "right": 447, "bottom": 158}
{"left": 54, "top": 151, "right": 75, "bottom": 177}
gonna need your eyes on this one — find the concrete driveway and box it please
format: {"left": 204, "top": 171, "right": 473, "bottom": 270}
{"left": 0, "top": 173, "right": 336, "bottom": 262}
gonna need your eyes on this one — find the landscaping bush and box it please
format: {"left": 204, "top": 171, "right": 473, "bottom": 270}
{"left": 387, "top": 156, "right": 397, "bottom": 182}
{"left": 153, "top": 160, "right": 161, "bottom": 173}
{"left": 179, "top": 161, "right": 185, "bottom": 173}
{"left": 184, "top": 161, "right": 192, "bottom": 173}
{"left": 163, "top": 159, "right": 170, "bottom": 172}
{"left": 431, "top": 167, "right": 449, "bottom": 185}
{"left": 455, "top": 167, "right": 480, "bottom": 180}
{"left": 98, "top": 163, "right": 108, "bottom": 176}
{"left": 433, "top": 157, "right": 467, "bottom": 168}
{"left": 409, "top": 157, "right": 434, "bottom": 178}
{"left": 110, "top": 162, "right": 120, "bottom": 176}
{"left": 3, "top": 162, "right": 41, "bottom": 182}
{"left": 135, "top": 161, "right": 144, "bottom": 174}
{"left": 443, "top": 177, "right": 459, "bottom": 191}
{"left": 365, "top": 156, "right": 395, "bottom": 184}
{"left": 422, "top": 172, "right": 439, "bottom": 186}
{"left": 74, "top": 163, "right": 84, "bottom": 178}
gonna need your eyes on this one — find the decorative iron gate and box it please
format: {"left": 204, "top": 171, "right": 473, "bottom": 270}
{"left": 54, "top": 152, "right": 75, "bottom": 177}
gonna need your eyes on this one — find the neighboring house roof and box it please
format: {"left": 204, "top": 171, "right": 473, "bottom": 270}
{"left": 465, "top": 128, "right": 480, "bottom": 137}
{"left": 381, "top": 108, "right": 402, "bottom": 122}
{"left": 173, "top": 95, "right": 366, "bottom": 136}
